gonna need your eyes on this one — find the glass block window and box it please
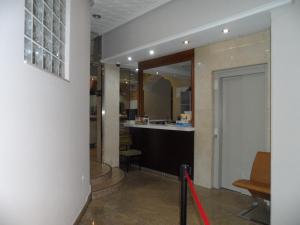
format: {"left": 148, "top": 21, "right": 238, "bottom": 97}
{"left": 24, "top": 0, "right": 66, "bottom": 79}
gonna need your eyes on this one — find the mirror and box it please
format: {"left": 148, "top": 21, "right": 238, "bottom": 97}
{"left": 143, "top": 61, "right": 192, "bottom": 122}
{"left": 120, "top": 68, "right": 139, "bottom": 120}
{"left": 138, "top": 50, "right": 194, "bottom": 125}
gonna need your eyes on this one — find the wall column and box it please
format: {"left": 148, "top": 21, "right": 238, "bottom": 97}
{"left": 102, "top": 64, "right": 120, "bottom": 167}
{"left": 96, "top": 63, "right": 102, "bottom": 163}
{"left": 271, "top": 2, "right": 300, "bottom": 224}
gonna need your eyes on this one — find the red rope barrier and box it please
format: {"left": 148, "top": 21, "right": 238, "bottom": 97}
{"left": 185, "top": 171, "right": 211, "bottom": 225}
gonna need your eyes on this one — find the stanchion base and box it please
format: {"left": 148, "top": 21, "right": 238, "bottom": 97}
{"left": 238, "top": 201, "right": 270, "bottom": 225}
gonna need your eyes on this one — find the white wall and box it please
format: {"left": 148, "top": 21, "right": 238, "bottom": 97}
{"left": 102, "top": 64, "right": 120, "bottom": 167}
{"left": 0, "top": 1, "right": 91, "bottom": 225}
{"left": 271, "top": 1, "right": 300, "bottom": 224}
{"left": 102, "top": 0, "right": 275, "bottom": 59}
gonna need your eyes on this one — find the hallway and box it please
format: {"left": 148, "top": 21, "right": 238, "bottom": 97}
{"left": 79, "top": 171, "right": 259, "bottom": 225}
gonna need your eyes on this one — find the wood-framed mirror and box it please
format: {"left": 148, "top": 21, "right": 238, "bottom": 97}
{"left": 138, "top": 49, "right": 195, "bottom": 125}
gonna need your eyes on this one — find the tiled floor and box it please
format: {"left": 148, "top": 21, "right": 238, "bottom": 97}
{"left": 79, "top": 170, "right": 260, "bottom": 225}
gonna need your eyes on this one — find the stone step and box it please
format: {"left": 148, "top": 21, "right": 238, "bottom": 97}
{"left": 90, "top": 161, "right": 112, "bottom": 185}
{"left": 92, "top": 168, "right": 125, "bottom": 199}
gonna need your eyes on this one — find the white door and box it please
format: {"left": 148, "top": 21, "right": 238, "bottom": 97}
{"left": 219, "top": 66, "right": 267, "bottom": 193}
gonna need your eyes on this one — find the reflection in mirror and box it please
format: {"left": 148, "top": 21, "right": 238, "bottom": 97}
{"left": 120, "top": 68, "right": 139, "bottom": 121}
{"left": 143, "top": 61, "right": 192, "bottom": 123}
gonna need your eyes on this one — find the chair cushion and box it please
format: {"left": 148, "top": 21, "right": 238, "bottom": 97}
{"left": 233, "top": 179, "right": 270, "bottom": 195}
{"left": 120, "top": 149, "right": 142, "bottom": 157}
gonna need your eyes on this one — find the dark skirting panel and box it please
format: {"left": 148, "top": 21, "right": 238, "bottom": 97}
{"left": 129, "top": 127, "right": 194, "bottom": 178}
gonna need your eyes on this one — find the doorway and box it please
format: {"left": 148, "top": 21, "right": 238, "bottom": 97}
{"left": 213, "top": 64, "right": 269, "bottom": 193}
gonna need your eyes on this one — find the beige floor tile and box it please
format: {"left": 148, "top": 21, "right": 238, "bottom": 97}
{"left": 80, "top": 170, "right": 263, "bottom": 225}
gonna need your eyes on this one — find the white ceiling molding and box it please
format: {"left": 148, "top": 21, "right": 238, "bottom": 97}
{"left": 102, "top": 0, "right": 291, "bottom": 65}
{"left": 91, "top": 0, "right": 173, "bottom": 35}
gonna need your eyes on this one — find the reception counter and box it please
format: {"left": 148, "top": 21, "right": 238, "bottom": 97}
{"left": 124, "top": 123, "right": 194, "bottom": 177}
{"left": 124, "top": 123, "right": 194, "bottom": 132}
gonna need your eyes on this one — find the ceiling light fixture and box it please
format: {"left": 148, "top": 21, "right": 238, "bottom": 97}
{"left": 128, "top": 56, "right": 132, "bottom": 61}
{"left": 222, "top": 28, "right": 230, "bottom": 34}
{"left": 183, "top": 40, "right": 190, "bottom": 45}
{"left": 92, "top": 14, "right": 102, "bottom": 19}
{"left": 136, "top": 68, "right": 139, "bottom": 72}
{"left": 149, "top": 50, "right": 155, "bottom": 55}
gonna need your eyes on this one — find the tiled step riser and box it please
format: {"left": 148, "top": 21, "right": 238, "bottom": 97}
{"left": 91, "top": 168, "right": 125, "bottom": 199}
{"left": 91, "top": 172, "right": 125, "bottom": 192}
{"left": 90, "top": 162, "right": 112, "bottom": 185}
{"left": 92, "top": 182, "right": 124, "bottom": 199}
{"left": 91, "top": 170, "right": 112, "bottom": 186}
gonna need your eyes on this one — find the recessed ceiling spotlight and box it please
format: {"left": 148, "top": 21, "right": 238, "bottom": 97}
{"left": 183, "top": 40, "right": 190, "bottom": 45}
{"left": 222, "top": 28, "right": 230, "bottom": 34}
{"left": 149, "top": 50, "right": 155, "bottom": 55}
{"left": 92, "top": 14, "right": 102, "bottom": 19}
{"left": 135, "top": 68, "right": 139, "bottom": 72}
{"left": 128, "top": 56, "right": 132, "bottom": 61}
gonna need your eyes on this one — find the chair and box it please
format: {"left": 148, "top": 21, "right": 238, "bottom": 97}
{"left": 233, "top": 151, "right": 271, "bottom": 200}
{"left": 233, "top": 151, "right": 271, "bottom": 224}
{"left": 119, "top": 133, "right": 142, "bottom": 172}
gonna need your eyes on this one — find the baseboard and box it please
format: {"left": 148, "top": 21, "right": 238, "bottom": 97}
{"left": 73, "top": 193, "right": 92, "bottom": 225}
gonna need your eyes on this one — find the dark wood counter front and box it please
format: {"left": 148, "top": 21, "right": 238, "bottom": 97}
{"left": 129, "top": 127, "right": 194, "bottom": 177}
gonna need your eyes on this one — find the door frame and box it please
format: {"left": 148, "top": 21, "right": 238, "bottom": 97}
{"left": 212, "top": 63, "right": 268, "bottom": 189}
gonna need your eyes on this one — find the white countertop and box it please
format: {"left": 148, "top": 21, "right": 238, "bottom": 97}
{"left": 123, "top": 123, "right": 195, "bottom": 132}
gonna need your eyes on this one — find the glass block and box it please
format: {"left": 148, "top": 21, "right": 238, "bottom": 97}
{"left": 53, "top": 15, "right": 60, "bottom": 38}
{"left": 60, "top": 4, "right": 65, "bottom": 24}
{"left": 25, "top": 11, "right": 32, "bottom": 38}
{"left": 25, "top": 0, "right": 32, "bottom": 12}
{"left": 43, "top": 50, "right": 52, "bottom": 72}
{"left": 43, "top": 28, "right": 52, "bottom": 51}
{"left": 60, "top": 23, "right": 65, "bottom": 43}
{"left": 33, "top": 43, "right": 43, "bottom": 68}
{"left": 52, "top": 36, "right": 60, "bottom": 57}
{"left": 53, "top": 0, "right": 60, "bottom": 18}
{"left": 33, "top": 0, "right": 43, "bottom": 22}
{"left": 44, "top": 5, "right": 52, "bottom": 30}
{"left": 33, "top": 18, "right": 43, "bottom": 45}
{"left": 52, "top": 57, "right": 59, "bottom": 75}
{"left": 59, "top": 42, "right": 64, "bottom": 61}
{"left": 24, "top": 38, "right": 32, "bottom": 64}
{"left": 45, "top": 0, "right": 53, "bottom": 9}
{"left": 59, "top": 62, "right": 64, "bottom": 78}
{"left": 60, "top": 0, "right": 66, "bottom": 8}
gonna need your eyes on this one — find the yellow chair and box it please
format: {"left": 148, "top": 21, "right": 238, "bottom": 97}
{"left": 233, "top": 151, "right": 270, "bottom": 200}
{"left": 233, "top": 151, "right": 271, "bottom": 224}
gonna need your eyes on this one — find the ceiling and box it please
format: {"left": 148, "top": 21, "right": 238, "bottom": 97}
{"left": 91, "top": 0, "right": 173, "bottom": 35}
{"left": 105, "top": 11, "right": 271, "bottom": 67}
